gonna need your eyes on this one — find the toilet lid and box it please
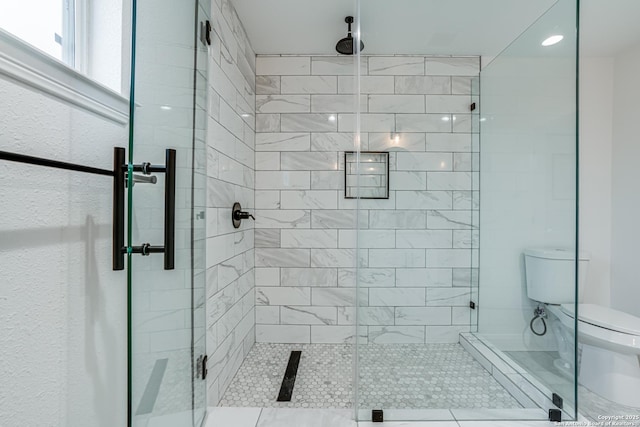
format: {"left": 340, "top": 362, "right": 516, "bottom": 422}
{"left": 561, "top": 304, "right": 640, "bottom": 335}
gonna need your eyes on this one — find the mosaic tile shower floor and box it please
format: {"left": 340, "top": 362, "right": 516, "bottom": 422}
{"left": 219, "top": 343, "right": 522, "bottom": 410}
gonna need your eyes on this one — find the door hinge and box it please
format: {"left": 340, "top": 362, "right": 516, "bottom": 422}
{"left": 201, "top": 20, "right": 212, "bottom": 46}
{"left": 552, "top": 393, "right": 563, "bottom": 409}
{"left": 549, "top": 408, "right": 562, "bottom": 422}
{"left": 470, "top": 301, "right": 476, "bottom": 309}
{"left": 372, "top": 410, "right": 383, "bottom": 423}
{"left": 470, "top": 102, "right": 476, "bottom": 111}
{"left": 199, "top": 354, "right": 208, "bottom": 380}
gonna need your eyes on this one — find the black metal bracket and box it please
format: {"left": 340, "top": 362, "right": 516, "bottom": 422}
{"left": 552, "top": 393, "right": 563, "bottom": 409}
{"left": 201, "top": 20, "right": 211, "bottom": 46}
{"left": 549, "top": 408, "right": 562, "bottom": 422}
{"left": 470, "top": 301, "right": 476, "bottom": 309}
{"left": 200, "top": 354, "right": 208, "bottom": 380}
{"left": 372, "top": 410, "right": 384, "bottom": 422}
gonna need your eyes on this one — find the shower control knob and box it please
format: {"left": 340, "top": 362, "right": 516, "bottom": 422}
{"left": 232, "top": 202, "right": 255, "bottom": 228}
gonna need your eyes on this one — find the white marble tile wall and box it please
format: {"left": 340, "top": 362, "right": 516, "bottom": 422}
{"left": 254, "top": 55, "right": 479, "bottom": 344}
{"left": 206, "top": 0, "right": 257, "bottom": 406}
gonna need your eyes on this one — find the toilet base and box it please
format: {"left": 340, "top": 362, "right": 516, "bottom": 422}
{"left": 579, "top": 344, "right": 640, "bottom": 408}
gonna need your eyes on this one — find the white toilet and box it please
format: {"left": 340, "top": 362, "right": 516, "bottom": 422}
{"left": 524, "top": 248, "right": 640, "bottom": 408}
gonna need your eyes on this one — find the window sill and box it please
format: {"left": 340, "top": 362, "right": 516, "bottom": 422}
{"left": 0, "top": 29, "right": 129, "bottom": 125}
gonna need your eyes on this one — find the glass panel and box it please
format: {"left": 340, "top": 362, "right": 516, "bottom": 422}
{"left": 128, "top": 0, "right": 208, "bottom": 425}
{"left": 476, "top": 0, "right": 579, "bottom": 419}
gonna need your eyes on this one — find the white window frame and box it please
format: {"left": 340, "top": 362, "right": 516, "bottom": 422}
{"left": 0, "top": 0, "right": 129, "bottom": 125}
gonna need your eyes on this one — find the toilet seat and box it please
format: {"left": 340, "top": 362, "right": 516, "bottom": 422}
{"left": 560, "top": 303, "right": 640, "bottom": 335}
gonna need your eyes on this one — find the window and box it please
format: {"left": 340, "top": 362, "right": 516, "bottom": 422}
{"left": 0, "top": 0, "right": 129, "bottom": 122}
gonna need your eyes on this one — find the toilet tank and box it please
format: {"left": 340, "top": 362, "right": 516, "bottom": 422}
{"left": 524, "top": 248, "right": 589, "bottom": 304}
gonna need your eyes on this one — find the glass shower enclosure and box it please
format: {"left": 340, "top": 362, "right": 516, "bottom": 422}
{"left": 354, "top": 0, "right": 579, "bottom": 422}
{"left": 128, "top": 0, "right": 209, "bottom": 425}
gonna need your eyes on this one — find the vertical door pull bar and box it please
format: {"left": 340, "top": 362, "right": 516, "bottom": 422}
{"left": 113, "top": 147, "right": 126, "bottom": 270}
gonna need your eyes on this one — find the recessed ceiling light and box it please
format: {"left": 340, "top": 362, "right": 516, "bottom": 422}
{"left": 542, "top": 35, "right": 563, "bottom": 47}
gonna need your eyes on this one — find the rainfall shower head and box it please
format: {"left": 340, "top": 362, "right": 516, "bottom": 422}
{"left": 336, "top": 16, "right": 364, "bottom": 55}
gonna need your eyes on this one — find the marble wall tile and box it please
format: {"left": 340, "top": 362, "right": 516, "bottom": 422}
{"left": 311, "top": 56, "right": 365, "bottom": 75}
{"left": 310, "top": 326, "right": 357, "bottom": 344}
{"left": 256, "top": 114, "right": 280, "bottom": 132}
{"left": 425, "top": 57, "right": 480, "bottom": 76}
{"left": 256, "top": 76, "right": 280, "bottom": 94}
{"left": 311, "top": 132, "right": 361, "bottom": 152}
{"left": 256, "top": 133, "right": 310, "bottom": 151}
{"left": 369, "top": 288, "right": 426, "bottom": 306}
{"left": 338, "top": 76, "right": 394, "bottom": 94}
{"left": 426, "top": 133, "right": 472, "bottom": 152}
{"left": 255, "top": 152, "right": 280, "bottom": 170}
{"left": 426, "top": 249, "right": 473, "bottom": 268}
{"left": 395, "top": 76, "right": 452, "bottom": 95}
{"left": 281, "top": 268, "right": 338, "bottom": 287}
{"left": 426, "top": 325, "right": 470, "bottom": 343}
{"left": 280, "top": 152, "right": 338, "bottom": 171}
{"left": 281, "top": 75, "right": 337, "bottom": 94}
{"left": 256, "top": 286, "right": 311, "bottom": 306}
{"left": 254, "top": 209, "right": 311, "bottom": 229}
{"left": 337, "top": 268, "right": 396, "bottom": 288}
{"left": 311, "top": 94, "right": 365, "bottom": 113}
{"left": 281, "top": 306, "right": 337, "bottom": 325}
{"left": 255, "top": 229, "right": 280, "bottom": 248}
{"left": 426, "top": 287, "right": 471, "bottom": 306}
{"left": 337, "top": 229, "right": 395, "bottom": 249}
{"left": 396, "top": 307, "right": 452, "bottom": 325}
{"left": 368, "top": 132, "right": 426, "bottom": 152}
{"left": 254, "top": 171, "right": 310, "bottom": 190}
{"left": 396, "top": 114, "right": 453, "bottom": 133}
{"left": 256, "top": 306, "right": 279, "bottom": 324}
{"left": 369, "top": 56, "right": 425, "bottom": 75}
{"left": 395, "top": 190, "right": 453, "bottom": 210}
{"left": 281, "top": 113, "right": 338, "bottom": 132}
{"left": 396, "top": 152, "right": 453, "bottom": 171}
{"left": 280, "top": 190, "right": 338, "bottom": 210}
{"left": 255, "top": 248, "right": 310, "bottom": 267}
{"left": 396, "top": 230, "right": 453, "bottom": 248}
{"left": 427, "top": 210, "right": 473, "bottom": 229}
{"left": 427, "top": 172, "right": 472, "bottom": 190}
{"left": 311, "top": 288, "right": 357, "bottom": 306}
{"left": 368, "top": 326, "right": 425, "bottom": 344}
{"left": 310, "top": 171, "right": 344, "bottom": 190}
{"left": 369, "top": 249, "right": 426, "bottom": 268}
{"left": 395, "top": 268, "right": 453, "bottom": 287}
{"left": 281, "top": 229, "right": 338, "bottom": 248}
{"left": 256, "top": 325, "right": 310, "bottom": 343}
{"left": 256, "top": 56, "right": 311, "bottom": 75}
{"left": 426, "top": 95, "right": 472, "bottom": 114}
{"left": 368, "top": 95, "right": 425, "bottom": 113}
{"left": 311, "top": 209, "right": 363, "bottom": 229}
{"left": 256, "top": 95, "right": 310, "bottom": 113}
{"left": 311, "top": 248, "right": 365, "bottom": 268}
{"left": 369, "top": 210, "right": 427, "bottom": 229}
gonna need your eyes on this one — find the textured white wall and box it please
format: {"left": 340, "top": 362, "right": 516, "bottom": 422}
{"left": 0, "top": 79, "right": 128, "bottom": 426}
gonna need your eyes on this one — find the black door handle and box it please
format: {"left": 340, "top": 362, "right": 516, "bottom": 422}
{"left": 113, "top": 148, "right": 176, "bottom": 271}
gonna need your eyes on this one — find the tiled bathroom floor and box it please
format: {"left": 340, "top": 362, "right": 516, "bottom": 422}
{"left": 219, "top": 343, "right": 522, "bottom": 410}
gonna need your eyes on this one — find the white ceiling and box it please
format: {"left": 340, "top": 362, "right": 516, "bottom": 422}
{"left": 231, "top": 0, "right": 640, "bottom": 58}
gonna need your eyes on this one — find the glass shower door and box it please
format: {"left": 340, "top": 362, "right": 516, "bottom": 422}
{"left": 127, "top": 0, "right": 208, "bottom": 425}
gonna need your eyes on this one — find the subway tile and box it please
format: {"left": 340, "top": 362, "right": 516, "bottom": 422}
{"left": 255, "top": 229, "right": 281, "bottom": 248}
{"left": 427, "top": 172, "right": 472, "bottom": 191}
{"left": 396, "top": 152, "right": 453, "bottom": 171}
{"left": 281, "top": 152, "right": 338, "bottom": 171}
{"left": 281, "top": 76, "right": 337, "bottom": 94}
{"left": 396, "top": 114, "right": 452, "bottom": 132}
{"left": 396, "top": 230, "right": 453, "bottom": 249}
{"left": 368, "top": 133, "right": 425, "bottom": 152}
{"left": 255, "top": 267, "right": 280, "bottom": 286}
{"left": 452, "top": 76, "right": 476, "bottom": 95}
{"left": 255, "top": 248, "right": 310, "bottom": 267}
{"left": 281, "top": 268, "right": 338, "bottom": 287}
{"left": 369, "top": 210, "right": 426, "bottom": 229}
{"left": 338, "top": 76, "right": 394, "bottom": 94}
{"left": 281, "top": 306, "right": 337, "bottom": 325}
{"left": 256, "top": 133, "right": 310, "bottom": 151}
{"left": 256, "top": 114, "right": 280, "bottom": 132}
{"left": 255, "top": 152, "right": 280, "bottom": 170}
{"left": 426, "top": 249, "right": 472, "bottom": 268}
{"left": 281, "top": 229, "right": 338, "bottom": 248}
{"left": 254, "top": 171, "right": 310, "bottom": 190}
{"left": 426, "top": 133, "right": 472, "bottom": 152}
{"left": 427, "top": 210, "right": 473, "bottom": 229}
{"left": 254, "top": 209, "right": 311, "bottom": 229}
{"left": 311, "top": 95, "right": 365, "bottom": 113}
{"left": 338, "top": 229, "right": 395, "bottom": 248}
{"left": 396, "top": 307, "right": 452, "bottom": 325}
{"left": 426, "top": 325, "right": 469, "bottom": 343}
{"left": 339, "top": 306, "right": 394, "bottom": 325}
{"left": 337, "top": 268, "right": 395, "bottom": 288}
{"left": 396, "top": 268, "right": 453, "bottom": 287}
{"left": 256, "top": 286, "right": 311, "bottom": 305}
{"left": 311, "top": 248, "right": 365, "bottom": 268}
{"left": 453, "top": 230, "right": 479, "bottom": 249}
{"left": 369, "top": 249, "right": 426, "bottom": 268}
{"left": 312, "top": 288, "right": 357, "bottom": 306}
{"left": 369, "top": 56, "right": 425, "bottom": 75}
{"left": 368, "top": 326, "right": 425, "bottom": 344}
{"left": 256, "top": 76, "right": 280, "bottom": 94}
{"left": 256, "top": 56, "right": 311, "bottom": 75}
{"left": 256, "top": 325, "right": 310, "bottom": 343}
{"left": 281, "top": 113, "right": 338, "bottom": 132}
{"left": 426, "top": 287, "right": 471, "bottom": 306}
{"left": 256, "top": 306, "right": 280, "bottom": 324}
{"left": 426, "top": 95, "right": 472, "bottom": 114}
{"left": 311, "top": 171, "right": 344, "bottom": 190}
{"left": 311, "top": 326, "right": 358, "bottom": 343}
{"left": 395, "top": 191, "right": 453, "bottom": 210}
{"left": 256, "top": 95, "right": 310, "bottom": 113}
{"left": 280, "top": 190, "right": 338, "bottom": 209}
{"left": 369, "top": 288, "right": 426, "bottom": 307}
{"left": 338, "top": 113, "right": 394, "bottom": 132}
{"left": 311, "top": 209, "right": 364, "bottom": 229}
{"left": 255, "top": 191, "right": 280, "bottom": 209}
{"left": 368, "top": 95, "right": 425, "bottom": 113}
{"left": 395, "top": 76, "right": 451, "bottom": 94}
{"left": 311, "top": 133, "right": 361, "bottom": 152}
{"left": 426, "top": 57, "right": 479, "bottom": 76}
{"left": 311, "top": 56, "right": 365, "bottom": 75}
